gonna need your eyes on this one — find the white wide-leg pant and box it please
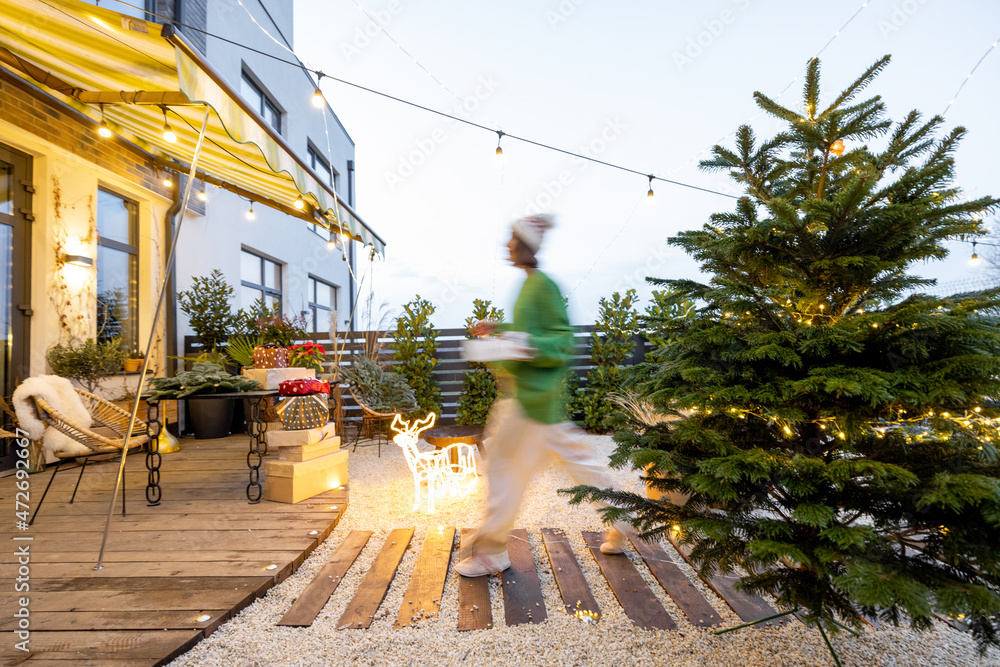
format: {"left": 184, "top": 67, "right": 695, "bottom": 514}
{"left": 468, "top": 398, "right": 621, "bottom": 556}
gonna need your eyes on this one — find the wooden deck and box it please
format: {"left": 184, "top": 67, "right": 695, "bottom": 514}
{"left": 0, "top": 434, "right": 347, "bottom": 666}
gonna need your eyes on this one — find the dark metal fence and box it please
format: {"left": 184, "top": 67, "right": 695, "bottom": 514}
{"left": 184, "top": 326, "right": 651, "bottom": 427}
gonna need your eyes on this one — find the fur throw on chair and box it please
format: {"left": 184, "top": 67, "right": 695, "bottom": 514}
{"left": 13, "top": 375, "right": 94, "bottom": 463}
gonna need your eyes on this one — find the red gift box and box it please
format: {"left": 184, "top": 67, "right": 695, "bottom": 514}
{"left": 279, "top": 378, "right": 330, "bottom": 396}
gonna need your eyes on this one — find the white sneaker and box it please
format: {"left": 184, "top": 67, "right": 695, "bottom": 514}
{"left": 600, "top": 525, "right": 629, "bottom": 555}
{"left": 454, "top": 551, "right": 511, "bottom": 577}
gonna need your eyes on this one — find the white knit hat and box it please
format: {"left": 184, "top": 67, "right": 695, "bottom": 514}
{"left": 512, "top": 214, "right": 555, "bottom": 253}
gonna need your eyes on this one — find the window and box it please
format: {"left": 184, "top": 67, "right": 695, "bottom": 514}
{"left": 96, "top": 189, "right": 139, "bottom": 351}
{"left": 241, "top": 71, "right": 282, "bottom": 133}
{"left": 307, "top": 276, "right": 337, "bottom": 333}
{"left": 241, "top": 249, "right": 282, "bottom": 310}
{"left": 306, "top": 145, "right": 338, "bottom": 237}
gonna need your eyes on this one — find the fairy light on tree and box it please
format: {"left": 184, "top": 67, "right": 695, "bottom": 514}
{"left": 570, "top": 55, "right": 1000, "bottom": 658}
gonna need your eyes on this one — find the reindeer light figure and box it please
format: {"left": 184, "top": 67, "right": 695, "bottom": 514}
{"left": 391, "top": 412, "right": 478, "bottom": 513}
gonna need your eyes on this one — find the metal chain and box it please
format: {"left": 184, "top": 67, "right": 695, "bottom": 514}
{"left": 246, "top": 398, "right": 264, "bottom": 503}
{"left": 144, "top": 400, "right": 162, "bottom": 506}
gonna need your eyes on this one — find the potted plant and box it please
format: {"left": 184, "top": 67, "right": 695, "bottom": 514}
{"left": 251, "top": 304, "right": 307, "bottom": 369}
{"left": 288, "top": 341, "right": 327, "bottom": 373}
{"left": 46, "top": 337, "right": 127, "bottom": 393}
{"left": 145, "top": 362, "right": 261, "bottom": 439}
{"left": 124, "top": 349, "right": 144, "bottom": 373}
{"left": 177, "top": 269, "right": 236, "bottom": 355}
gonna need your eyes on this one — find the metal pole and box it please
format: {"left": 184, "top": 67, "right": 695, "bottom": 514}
{"left": 95, "top": 105, "right": 211, "bottom": 570}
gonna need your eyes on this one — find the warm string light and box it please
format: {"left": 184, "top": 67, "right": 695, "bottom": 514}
{"left": 294, "top": 197, "right": 305, "bottom": 210}
{"left": 969, "top": 241, "right": 981, "bottom": 266}
{"left": 942, "top": 36, "right": 1000, "bottom": 115}
{"left": 97, "top": 104, "right": 112, "bottom": 138}
{"left": 197, "top": 182, "right": 208, "bottom": 202}
{"left": 646, "top": 174, "right": 655, "bottom": 199}
{"left": 161, "top": 171, "right": 173, "bottom": 188}
{"left": 245, "top": 199, "right": 255, "bottom": 220}
{"left": 161, "top": 106, "right": 177, "bottom": 143}
{"left": 312, "top": 72, "right": 325, "bottom": 108}
{"left": 495, "top": 130, "right": 504, "bottom": 157}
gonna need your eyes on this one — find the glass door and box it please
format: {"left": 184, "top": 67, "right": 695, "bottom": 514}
{"left": 0, "top": 145, "right": 31, "bottom": 473}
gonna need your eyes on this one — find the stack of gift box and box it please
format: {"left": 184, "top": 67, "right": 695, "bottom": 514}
{"left": 242, "top": 360, "right": 347, "bottom": 504}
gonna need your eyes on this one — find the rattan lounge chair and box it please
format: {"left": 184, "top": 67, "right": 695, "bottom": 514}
{"left": 347, "top": 385, "right": 396, "bottom": 456}
{"left": 28, "top": 389, "right": 150, "bottom": 524}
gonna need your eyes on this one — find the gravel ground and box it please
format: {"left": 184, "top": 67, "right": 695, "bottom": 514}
{"left": 169, "top": 432, "right": 998, "bottom": 667}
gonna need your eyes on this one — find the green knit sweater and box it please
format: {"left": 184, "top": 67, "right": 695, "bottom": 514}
{"left": 498, "top": 270, "right": 575, "bottom": 424}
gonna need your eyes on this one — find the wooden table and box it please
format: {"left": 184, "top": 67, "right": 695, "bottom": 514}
{"left": 423, "top": 425, "right": 484, "bottom": 465}
{"left": 142, "top": 390, "right": 279, "bottom": 504}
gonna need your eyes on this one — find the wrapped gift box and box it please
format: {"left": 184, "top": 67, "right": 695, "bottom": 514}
{"left": 266, "top": 422, "right": 337, "bottom": 449}
{"left": 253, "top": 345, "right": 290, "bottom": 369}
{"left": 264, "top": 449, "right": 348, "bottom": 503}
{"left": 278, "top": 436, "right": 341, "bottom": 462}
{"left": 276, "top": 393, "right": 329, "bottom": 430}
{"left": 241, "top": 367, "right": 315, "bottom": 390}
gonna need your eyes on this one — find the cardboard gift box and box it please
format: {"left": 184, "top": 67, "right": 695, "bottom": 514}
{"left": 241, "top": 367, "right": 314, "bottom": 390}
{"left": 276, "top": 393, "right": 329, "bottom": 430}
{"left": 263, "top": 449, "right": 348, "bottom": 503}
{"left": 266, "top": 422, "right": 337, "bottom": 449}
{"left": 278, "top": 436, "right": 341, "bottom": 463}
{"left": 253, "top": 345, "right": 290, "bottom": 369}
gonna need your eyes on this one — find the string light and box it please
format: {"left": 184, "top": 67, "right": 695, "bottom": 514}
{"left": 161, "top": 106, "right": 177, "bottom": 143}
{"left": 646, "top": 174, "right": 655, "bottom": 199}
{"left": 495, "top": 130, "right": 504, "bottom": 157}
{"left": 97, "top": 104, "right": 112, "bottom": 138}
{"left": 969, "top": 241, "right": 981, "bottom": 266}
{"left": 312, "top": 72, "right": 325, "bottom": 108}
{"left": 328, "top": 236, "right": 336, "bottom": 249}
{"left": 161, "top": 171, "right": 173, "bottom": 188}
{"left": 197, "top": 182, "right": 208, "bottom": 202}
{"left": 942, "top": 36, "right": 1000, "bottom": 115}
{"left": 829, "top": 138, "right": 844, "bottom": 157}
{"left": 294, "top": 197, "right": 304, "bottom": 210}
{"left": 246, "top": 200, "right": 255, "bottom": 220}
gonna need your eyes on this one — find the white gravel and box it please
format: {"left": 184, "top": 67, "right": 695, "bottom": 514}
{"left": 169, "top": 433, "right": 999, "bottom": 667}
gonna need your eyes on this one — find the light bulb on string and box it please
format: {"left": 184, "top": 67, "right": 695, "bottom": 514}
{"left": 246, "top": 200, "right": 255, "bottom": 221}
{"left": 312, "top": 72, "right": 325, "bottom": 108}
{"left": 197, "top": 182, "right": 207, "bottom": 202}
{"left": 97, "top": 104, "right": 112, "bottom": 138}
{"left": 646, "top": 174, "right": 655, "bottom": 200}
{"left": 970, "top": 241, "right": 981, "bottom": 266}
{"left": 294, "top": 197, "right": 305, "bottom": 210}
{"left": 495, "top": 130, "right": 504, "bottom": 157}
{"left": 161, "top": 107, "right": 177, "bottom": 143}
{"left": 328, "top": 235, "right": 336, "bottom": 249}
{"left": 161, "top": 171, "right": 173, "bottom": 188}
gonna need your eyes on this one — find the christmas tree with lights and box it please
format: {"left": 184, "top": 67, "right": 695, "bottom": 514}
{"left": 573, "top": 55, "right": 1000, "bottom": 651}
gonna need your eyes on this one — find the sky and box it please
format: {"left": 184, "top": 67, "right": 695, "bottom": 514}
{"left": 290, "top": 0, "right": 1000, "bottom": 329}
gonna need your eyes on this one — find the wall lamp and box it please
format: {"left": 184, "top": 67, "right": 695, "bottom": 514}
{"left": 63, "top": 254, "right": 94, "bottom": 267}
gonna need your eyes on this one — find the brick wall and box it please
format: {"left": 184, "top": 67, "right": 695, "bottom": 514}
{"left": 0, "top": 70, "right": 172, "bottom": 200}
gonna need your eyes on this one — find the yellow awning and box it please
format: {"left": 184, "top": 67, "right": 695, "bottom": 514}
{"left": 0, "top": 0, "right": 385, "bottom": 255}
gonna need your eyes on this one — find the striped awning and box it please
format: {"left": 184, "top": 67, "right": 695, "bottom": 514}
{"left": 0, "top": 0, "right": 385, "bottom": 255}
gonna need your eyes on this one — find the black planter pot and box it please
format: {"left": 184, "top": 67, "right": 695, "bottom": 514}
{"left": 187, "top": 398, "right": 235, "bottom": 439}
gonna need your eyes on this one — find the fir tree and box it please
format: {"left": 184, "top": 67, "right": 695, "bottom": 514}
{"left": 571, "top": 56, "right": 1000, "bottom": 652}
{"left": 456, "top": 299, "right": 504, "bottom": 426}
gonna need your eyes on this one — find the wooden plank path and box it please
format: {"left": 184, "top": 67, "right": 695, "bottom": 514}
{"left": 541, "top": 528, "right": 600, "bottom": 621}
{"left": 501, "top": 529, "right": 547, "bottom": 626}
{"left": 582, "top": 531, "right": 676, "bottom": 630}
{"left": 278, "top": 531, "right": 372, "bottom": 627}
{"left": 395, "top": 526, "right": 455, "bottom": 628}
{"left": 666, "top": 532, "right": 791, "bottom": 628}
{"left": 0, "top": 433, "right": 348, "bottom": 666}
{"left": 457, "top": 528, "right": 493, "bottom": 631}
{"left": 337, "top": 528, "right": 413, "bottom": 629}
{"left": 627, "top": 532, "right": 722, "bottom": 627}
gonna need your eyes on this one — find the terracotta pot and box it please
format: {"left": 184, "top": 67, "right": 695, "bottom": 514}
{"left": 124, "top": 358, "right": 143, "bottom": 373}
{"left": 253, "top": 346, "right": 289, "bottom": 369}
